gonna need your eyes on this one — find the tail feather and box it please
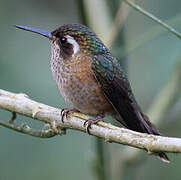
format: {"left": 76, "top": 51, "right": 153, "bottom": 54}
{"left": 158, "top": 152, "right": 170, "bottom": 163}
{"left": 142, "top": 113, "right": 170, "bottom": 163}
{"left": 114, "top": 112, "right": 170, "bottom": 163}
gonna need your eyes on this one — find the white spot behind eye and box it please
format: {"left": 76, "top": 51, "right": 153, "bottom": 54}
{"left": 65, "top": 35, "right": 80, "bottom": 56}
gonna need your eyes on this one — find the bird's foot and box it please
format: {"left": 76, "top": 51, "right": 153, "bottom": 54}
{"left": 83, "top": 114, "right": 105, "bottom": 134}
{"left": 61, "top": 108, "right": 80, "bottom": 123}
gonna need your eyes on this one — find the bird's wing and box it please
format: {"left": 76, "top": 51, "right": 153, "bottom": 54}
{"left": 91, "top": 53, "right": 169, "bottom": 162}
{"left": 92, "top": 53, "right": 154, "bottom": 133}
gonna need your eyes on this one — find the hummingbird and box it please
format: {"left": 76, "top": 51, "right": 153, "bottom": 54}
{"left": 15, "top": 23, "right": 169, "bottom": 162}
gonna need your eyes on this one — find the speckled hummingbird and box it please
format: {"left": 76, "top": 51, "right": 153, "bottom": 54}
{"left": 15, "top": 23, "right": 169, "bottom": 162}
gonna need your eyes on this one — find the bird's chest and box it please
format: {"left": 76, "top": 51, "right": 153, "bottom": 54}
{"left": 51, "top": 54, "right": 93, "bottom": 101}
{"left": 50, "top": 54, "right": 112, "bottom": 115}
{"left": 51, "top": 54, "right": 93, "bottom": 89}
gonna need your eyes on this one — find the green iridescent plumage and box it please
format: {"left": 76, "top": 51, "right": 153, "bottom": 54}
{"left": 52, "top": 24, "right": 108, "bottom": 55}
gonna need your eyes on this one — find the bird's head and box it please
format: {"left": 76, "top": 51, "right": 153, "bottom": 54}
{"left": 15, "top": 23, "right": 108, "bottom": 59}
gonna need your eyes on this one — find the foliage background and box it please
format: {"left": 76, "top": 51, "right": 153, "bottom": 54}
{"left": 1, "top": 0, "right": 181, "bottom": 179}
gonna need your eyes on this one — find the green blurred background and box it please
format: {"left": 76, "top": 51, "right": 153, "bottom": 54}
{"left": 1, "top": 0, "right": 181, "bottom": 179}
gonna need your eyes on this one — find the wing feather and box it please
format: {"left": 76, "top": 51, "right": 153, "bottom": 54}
{"left": 92, "top": 54, "right": 159, "bottom": 134}
{"left": 91, "top": 50, "right": 169, "bottom": 162}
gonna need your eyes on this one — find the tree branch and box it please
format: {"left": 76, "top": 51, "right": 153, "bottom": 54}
{"left": 0, "top": 89, "right": 181, "bottom": 154}
{"left": 0, "top": 119, "right": 58, "bottom": 138}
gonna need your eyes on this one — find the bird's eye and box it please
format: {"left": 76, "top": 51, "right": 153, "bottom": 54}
{"left": 60, "top": 37, "right": 67, "bottom": 44}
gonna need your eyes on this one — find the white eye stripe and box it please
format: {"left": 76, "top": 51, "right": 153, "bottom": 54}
{"left": 65, "top": 35, "right": 80, "bottom": 56}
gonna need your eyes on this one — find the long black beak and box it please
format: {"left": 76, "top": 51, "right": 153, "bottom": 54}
{"left": 14, "top": 25, "right": 52, "bottom": 39}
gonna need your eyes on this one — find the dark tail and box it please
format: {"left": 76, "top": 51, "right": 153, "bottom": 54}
{"left": 158, "top": 152, "right": 170, "bottom": 163}
{"left": 141, "top": 113, "right": 169, "bottom": 163}
{"left": 115, "top": 112, "right": 169, "bottom": 163}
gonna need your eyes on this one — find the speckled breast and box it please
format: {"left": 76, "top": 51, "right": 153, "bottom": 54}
{"left": 50, "top": 45, "right": 112, "bottom": 115}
